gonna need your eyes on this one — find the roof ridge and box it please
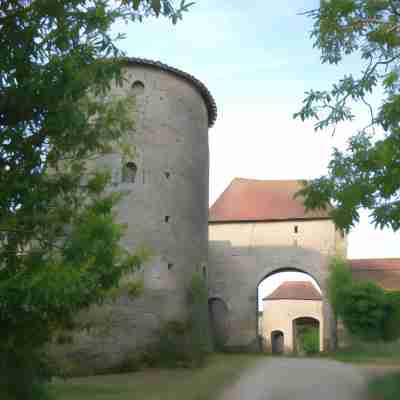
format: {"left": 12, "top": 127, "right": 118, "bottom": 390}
{"left": 233, "top": 177, "right": 308, "bottom": 183}
{"left": 263, "top": 280, "right": 322, "bottom": 301}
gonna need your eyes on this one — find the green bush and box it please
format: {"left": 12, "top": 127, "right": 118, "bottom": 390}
{"left": 187, "top": 273, "right": 212, "bottom": 365}
{"left": 152, "top": 320, "right": 193, "bottom": 368}
{"left": 341, "top": 281, "right": 387, "bottom": 341}
{"left": 327, "top": 257, "right": 400, "bottom": 342}
{"left": 368, "top": 372, "right": 400, "bottom": 400}
{"left": 327, "top": 256, "right": 353, "bottom": 318}
{"left": 299, "top": 328, "right": 319, "bottom": 355}
{"left": 145, "top": 273, "right": 212, "bottom": 368}
{"left": 0, "top": 349, "right": 52, "bottom": 400}
{"left": 383, "top": 291, "right": 400, "bottom": 342}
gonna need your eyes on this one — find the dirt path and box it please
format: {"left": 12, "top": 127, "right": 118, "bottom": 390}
{"left": 218, "top": 357, "right": 368, "bottom": 400}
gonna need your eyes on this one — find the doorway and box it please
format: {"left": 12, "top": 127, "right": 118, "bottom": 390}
{"left": 271, "top": 330, "right": 284, "bottom": 354}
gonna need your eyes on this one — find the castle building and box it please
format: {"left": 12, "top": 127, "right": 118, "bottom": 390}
{"left": 54, "top": 59, "right": 400, "bottom": 371}
{"left": 55, "top": 59, "right": 217, "bottom": 372}
{"left": 262, "top": 281, "right": 323, "bottom": 354}
{"left": 208, "top": 178, "right": 347, "bottom": 351}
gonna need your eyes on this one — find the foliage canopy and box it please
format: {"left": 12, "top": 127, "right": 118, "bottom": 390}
{"left": 0, "top": 0, "right": 191, "bottom": 398}
{"left": 295, "top": 0, "right": 400, "bottom": 232}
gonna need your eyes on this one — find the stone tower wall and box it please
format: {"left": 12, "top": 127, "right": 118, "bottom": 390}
{"left": 51, "top": 61, "right": 215, "bottom": 373}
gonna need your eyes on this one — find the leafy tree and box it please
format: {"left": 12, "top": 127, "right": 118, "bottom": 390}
{"left": 0, "top": 0, "right": 192, "bottom": 398}
{"left": 295, "top": 0, "right": 400, "bottom": 231}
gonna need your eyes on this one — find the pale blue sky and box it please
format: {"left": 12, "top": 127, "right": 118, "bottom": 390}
{"left": 113, "top": 0, "right": 400, "bottom": 260}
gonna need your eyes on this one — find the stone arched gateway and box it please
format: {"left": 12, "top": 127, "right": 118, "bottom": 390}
{"left": 208, "top": 245, "right": 334, "bottom": 351}
{"left": 208, "top": 178, "right": 347, "bottom": 352}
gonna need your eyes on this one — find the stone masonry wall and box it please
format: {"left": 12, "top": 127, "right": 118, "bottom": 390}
{"left": 208, "top": 219, "right": 347, "bottom": 351}
{"left": 50, "top": 63, "right": 211, "bottom": 373}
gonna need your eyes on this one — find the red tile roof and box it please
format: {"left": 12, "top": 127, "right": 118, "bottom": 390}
{"left": 264, "top": 281, "right": 322, "bottom": 301}
{"left": 349, "top": 259, "right": 400, "bottom": 291}
{"left": 349, "top": 259, "right": 400, "bottom": 270}
{"left": 209, "top": 178, "right": 331, "bottom": 223}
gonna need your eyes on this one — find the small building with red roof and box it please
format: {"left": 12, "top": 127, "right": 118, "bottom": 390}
{"left": 261, "top": 281, "right": 323, "bottom": 353}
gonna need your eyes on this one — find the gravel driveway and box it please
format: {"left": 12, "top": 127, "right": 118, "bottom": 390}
{"left": 218, "top": 357, "right": 367, "bottom": 400}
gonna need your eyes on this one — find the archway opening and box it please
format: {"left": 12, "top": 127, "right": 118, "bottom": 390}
{"left": 293, "top": 317, "right": 320, "bottom": 355}
{"left": 208, "top": 297, "right": 229, "bottom": 351}
{"left": 257, "top": 268, "right": 322, "bottom": 353}
{"left": 271, "top": 330, "right": 284, "bottom": 354}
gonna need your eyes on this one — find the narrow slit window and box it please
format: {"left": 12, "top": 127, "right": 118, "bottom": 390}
{"left": 122, "top": 162, "right": 137, "bottom": 183}
{"left": 165, "top": 216, "right": 170, "bottom": 223}
{"left": 294, "top": 225, "right": 298, "bottom": 234}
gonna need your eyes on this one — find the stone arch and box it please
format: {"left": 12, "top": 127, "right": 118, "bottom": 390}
{"left": 256, "top": 266, "right": 323, "bottom": 293}
{"left": 256, "top": 266, "right": 322, "bottom": 317}
{"left": 292, "top": 316, "right": 322, "bottom": 353}
{"left": 208, "top": 243, "right": 334, "bottom": 352}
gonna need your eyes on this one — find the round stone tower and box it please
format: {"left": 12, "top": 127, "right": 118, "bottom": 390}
{"left": 59, "top": 59, "right": 217, "bottom": 372}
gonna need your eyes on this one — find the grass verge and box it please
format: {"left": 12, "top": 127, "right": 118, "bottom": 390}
{"left": 329, "top": 341, "right": 400, "bottom": 365}
{"left": 368, "top": 372, "right": 400, "bottom": 400}
{"left": 49, "top": 353, "right": 259, "bottom": 400}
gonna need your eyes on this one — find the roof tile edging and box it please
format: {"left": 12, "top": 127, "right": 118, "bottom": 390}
{"left": 124, "top": 57, "right": 217, "bottom": 128}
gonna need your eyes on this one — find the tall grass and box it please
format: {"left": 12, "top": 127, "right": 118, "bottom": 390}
{"left": 334, "top": 339, "right": 400, "bottom": 363}
{"left": 368, "top": 373, "right": 400, "bottom": 400}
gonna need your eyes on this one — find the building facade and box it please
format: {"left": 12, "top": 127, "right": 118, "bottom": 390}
{"left": 262, "top": 281, "right": 323, "bottom": 353}
{"left": 208, "top": 178, "right": 347, "bottom": 351}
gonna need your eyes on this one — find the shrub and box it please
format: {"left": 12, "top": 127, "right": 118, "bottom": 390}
{"left": 341, "top": 281, "right": 387, "bottom": 341}
{"left": 0, "top": 349, "right": 52, "bottom": 400}
{"left": 299, "top": 328, "right": 319, "bottom": 355}
{"left": 327, "top": 257, "right": 353, "bottom": 318}
{"left": 327, "top": 257, "right": 400, "bottom": 343}
{"left": 187, "top": 273, "right": 212, "bottom": 365}
{"left": 145, "top": 273, "right": 212, "bottom": 368}
{"left": 153, "top": 320, "right": 193, "bottom": 368}
{"left": 383, "top": 291, "right": 400, "bottom": 342}
{"left": 368, "top": 372, "right": 400, "bottom": 400}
